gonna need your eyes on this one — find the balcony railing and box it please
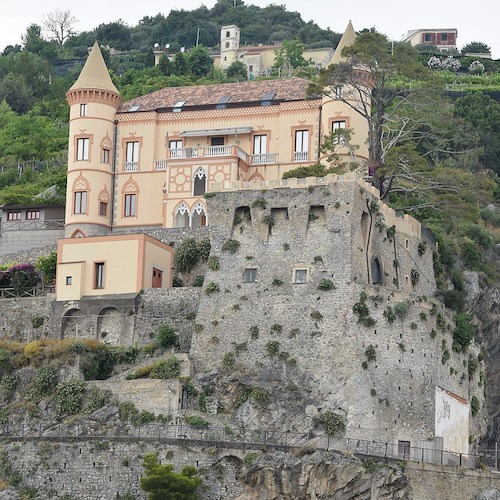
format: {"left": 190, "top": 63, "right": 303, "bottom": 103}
{"left": 154, "top": 160, "right": 167, "bottom": 171}
{"left": 124, "top": 161, "right": 138, "bottom": 172}
{"left": 293, "top": 151, "right": 309, "bottom": 162}
{"left": 167, "top": 145, "right": 248, "bottom": 161}
{"left": 205, "top": 145, "right": 232, "bottom": 157}
{"left": 0, "top": 219, "right": 65, "bottom": 233}
{"left": 168, "top": 148, "right": 199, "bottom": 159}
{"left": 248, "top": 153, "right": 278, "bottom": 165}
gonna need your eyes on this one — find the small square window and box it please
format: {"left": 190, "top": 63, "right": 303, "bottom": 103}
{"left": 66, "top": 276, "right": 72, "bottom": 285}
{"left": 243, "top": 268, "right": 257, "bottom": 283}
{"left": 294, "top": 269, "right": 308, "bottom": 284}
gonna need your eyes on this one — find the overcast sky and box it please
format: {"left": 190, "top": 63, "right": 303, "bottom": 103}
{"left": 2, "top": 0, "right": 499, "bottom": 58}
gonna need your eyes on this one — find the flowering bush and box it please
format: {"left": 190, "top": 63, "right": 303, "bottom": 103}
{"left": 427, "top": 56, "right": 442, "bottom": 70}
{"left": 8, "top": 263, "right": 38, "bottom": 292}
{"left": 468, "top": 60, "right": 485, "bottom": 74}
{"left": 441, "top": 56, "right": 461, "bottom": 71}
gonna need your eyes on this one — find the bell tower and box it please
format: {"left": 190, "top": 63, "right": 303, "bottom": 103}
{"left": 220, "top": 25, "right": 240, "bottom": 69}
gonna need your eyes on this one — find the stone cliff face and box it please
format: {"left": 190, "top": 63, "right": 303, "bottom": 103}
{"left": 237, "top": 452, "right": 409, "bottom": 499}
{"left": 465, "top": 271, "right": 500, "bottom": 446}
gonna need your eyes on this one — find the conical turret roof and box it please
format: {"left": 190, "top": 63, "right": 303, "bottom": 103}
{"left": 331, "top": 21, "right": 357, "bottom": 64}
{"left": 68, "top": 42, "right": 119, "bottom": 95}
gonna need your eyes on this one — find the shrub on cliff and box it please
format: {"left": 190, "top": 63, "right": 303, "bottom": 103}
{"left": 140, "top": 453, "right": 201, "bottom": 499}
{"left": 173, "top": 238, "right": 211, "bottom": 273}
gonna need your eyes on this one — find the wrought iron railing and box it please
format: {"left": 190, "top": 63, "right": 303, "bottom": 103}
{"left": 0, "top": 421, "right": 497, "bottom": 470}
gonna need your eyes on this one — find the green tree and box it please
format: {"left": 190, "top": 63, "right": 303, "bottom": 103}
{"left": 454, "top": 92, "right": 500, "bottom": 173}
{"left": 0, "top": 74, "right": 35, "bottom": 113}
{"left": 187, "top": 46, "right": 213, "bottom": 78}
{"left": 313, "top": 31, "right": 474, "bottom": 199}
{"left": 158, "top": 53, "right": 172, "bottom": 76}
{"left": 172, "top": 50, "right": 190, "bottom": 76}
{"left": 274, "top": 39, "right": 309, "bottom": 68}
{"left": 140, "top": 453, "right": 201, "bottom": 499}
{"left": 226, "top": 60, "right": 247, "bottom": 80}
{"left": 461, "top": 41, "right": 491, "bottom": 55}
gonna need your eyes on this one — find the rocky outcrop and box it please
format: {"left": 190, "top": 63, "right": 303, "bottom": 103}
{"left": 464, "top": 271, "right": 500, "bottom": 446}
{"left": 237, "top": 451, "right": 409, "bottom": 499}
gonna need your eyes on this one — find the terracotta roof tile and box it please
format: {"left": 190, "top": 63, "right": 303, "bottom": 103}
{"left": 119, "top": 77, "right": 312, "bottom": 113}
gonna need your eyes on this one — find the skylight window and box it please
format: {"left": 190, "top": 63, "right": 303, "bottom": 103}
{"left": 261, "top": 91, "right": 276, "bottom": 106}
{"left": 216, "top": 95, "right": 231, "bottom": 109}
{"left": 173, "top": 101, "right": 186, "bottom": 112}
{"left": 128, "top": 105, "right": 140, "bottom": 112}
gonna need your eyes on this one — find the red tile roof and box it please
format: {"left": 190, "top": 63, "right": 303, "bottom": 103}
{"left": 119, "top": 77, "right": 313, "bottom": 112}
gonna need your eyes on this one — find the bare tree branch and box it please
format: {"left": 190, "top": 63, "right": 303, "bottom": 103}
{"left": 42, "top": 9, "right": 78, "bottom": 45}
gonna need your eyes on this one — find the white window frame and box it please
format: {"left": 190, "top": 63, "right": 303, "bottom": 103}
{"left": 293, "top": 269, "right": 308, "bottom": 284}
{"left": 332, "top": 120, "right": 347, "bottom": 144}
{"left": 169, "top": 139, "right": 183, "bottom": 159}
{"left": 294, "top": 130, "right": 309, "bottom": 153}
{"left": 253, "top": 135, "right": 267, "bottom": 155}
{"left": 76, "top": 138, "right": 90, "bottom": 161}
{"left": 80, "top": 103, "right": 87, "bottom": 116}
{"left": 126, "top": 141, "right": 139, "bottom": 163}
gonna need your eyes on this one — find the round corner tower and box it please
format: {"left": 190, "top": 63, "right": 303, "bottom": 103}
{"left": 65, "top": 42, "right": 121, "bottom": 238}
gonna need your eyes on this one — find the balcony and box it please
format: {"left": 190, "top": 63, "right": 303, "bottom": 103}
{"left": 154, "top": 160, "right": 167, "bottom": 171}
{"left": 167, "top": 145, "right": 248, "bottom": 162}
{"left": 293, "top": 151, "right": 309, "bottom": 162}
{"left": 248, "top": 153, "right": 278, "bottom": 165}
{"left": 124, "top": 161, "right": 138, "bottom": 172}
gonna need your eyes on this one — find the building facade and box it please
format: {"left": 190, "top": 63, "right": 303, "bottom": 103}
{"left": 64, "top": 24, "right": 367, "bottom": 238}
{"left": 404, "top": 29, "right": 458, "bottom": 51}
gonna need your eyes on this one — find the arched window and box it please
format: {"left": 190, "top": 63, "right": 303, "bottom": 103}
{"left": 175, "top": 203, "right": 190, "bottom": 228}
{"left": 192, "top": 202, "right": 207, "bottom": 227}
{"left": 71, "top": 229, "right": 85, "bottom": 238}
{"left": 193, "top": 168, "right": 207, "bottom": 196}
{"left": 122, "top": 178, "right": 139, "bottom": 217}
{"left": 371, "top": 256, "right": 383, "bottom": 284}
{"left": 72, "top": 175, "right": 89, "bottom": 215}
{"left": 226, "top": 31, "right": 231, "bottom": 38}
{"left": 100, "top": 134, "right": 112, "bottom": 164}
{"left": 98, "top": 186, "right": 110, "bottom": 217}
{"left": 225, "top": 41, "right": 230, "bottom": 49}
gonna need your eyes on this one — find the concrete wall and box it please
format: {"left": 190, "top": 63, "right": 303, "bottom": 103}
{"left": 0, "top": 229, "right": 64, "bottom": 257}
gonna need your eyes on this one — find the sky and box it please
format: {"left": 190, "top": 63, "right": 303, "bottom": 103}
{"left": 2, "top": 0, "right": 499, "bottom": 58}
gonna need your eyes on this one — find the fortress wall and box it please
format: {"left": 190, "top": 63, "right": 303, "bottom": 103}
{"left": 189, "top": 181, "right": 482, "bottom": 447}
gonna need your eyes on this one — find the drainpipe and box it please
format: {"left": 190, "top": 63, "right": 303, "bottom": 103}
{"left": 110, "top": 119, "right": 118, "bottom": 231}
{"left": 317, "top": 104, "right": 323, "bottom": 163}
